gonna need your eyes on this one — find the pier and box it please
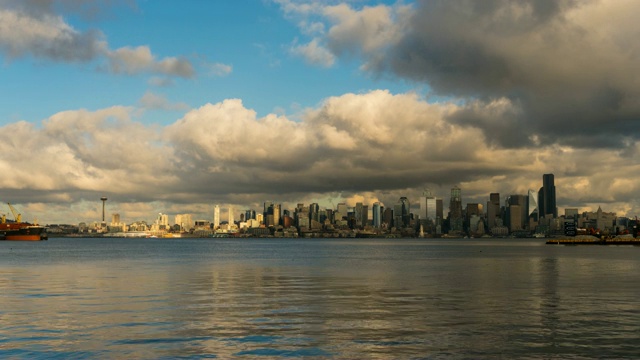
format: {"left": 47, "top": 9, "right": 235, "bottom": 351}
{"left": 546, "top": 237, "right": 640, "bottom": 245}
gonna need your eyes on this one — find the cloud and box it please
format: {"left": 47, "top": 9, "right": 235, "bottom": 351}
{"left": 4, "top": 92, "right": 640, "bottom": 223}
{"left": 138, "top": 92, "right": 189, "bottom": 111}
{"left": 0, "top": 1, "right": 195, "bottom": 78}
{"left": 278, "top": 0, "right": 640, "bottom": 150}
{"left": 106, "top": 46, "right": 194, "bottom": 77}
{"left": 207, "top": 62, "right": 233, "bottom": 77}
{"left": 290, "top": 38, "right": 336, "bottom": 67}
{"left": 148, "top": 76, "right": 175, "bottom": 87}
{"left": 0, "top": 6, "right": 106, "bottom": 61}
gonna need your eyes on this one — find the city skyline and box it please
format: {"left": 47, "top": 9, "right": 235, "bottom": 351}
{"left": 69, "top": 173, "right": 613, "bottom": 229}
{"left": 2, "top": 1, "right": 640, "bottom": 224}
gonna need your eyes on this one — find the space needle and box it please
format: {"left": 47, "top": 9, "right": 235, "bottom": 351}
{"left": 100, "top": 197, "right": 108, "bottom": 223}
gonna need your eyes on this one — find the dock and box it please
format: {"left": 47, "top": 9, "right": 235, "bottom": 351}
{"left": 546, "top": 237, "right": 640, "bottom": 245}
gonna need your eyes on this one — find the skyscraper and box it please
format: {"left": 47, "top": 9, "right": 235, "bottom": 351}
{"left": 487, "top": 193, "right": 500, "bottom": 230}
{"left": 274, "top": 204, "right": 282, "bottom": 226}
{"left": 213, "top": 205, "right": 220, "bottom": 228}
{"left": 419, "top": 189, "right": 437, "bottom": 221}
{"left": 228, "top": 206, "right": 234, "bottom": 227}
{"left": 395, "top": 197, "right": 410, "bottom": 228}
{"left": 372, "top": 202, "right": 382, "bottom": 228}
{"left": 355, "top": 202, "right": 364, "bottom": 227}
{"left": 539, "top": 174, "right": 557, "bottom": 218}
{"left": 527, "top": 189, "right": 538, "bottom": 220}
{"left": 449, "top": 186, "right": 463, "bottom": 232}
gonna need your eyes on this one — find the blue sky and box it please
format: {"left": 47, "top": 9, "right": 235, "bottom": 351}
{"left": 1, "top": 0, "right": 413, "bottom": 126}
{"left": 1, "top": 0, "right": 640, "bottom": 224}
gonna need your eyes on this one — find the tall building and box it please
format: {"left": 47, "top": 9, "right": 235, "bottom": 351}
{"left": 111, "top": 213, "right": 120, "bottom": 226}
{"left": 539, "top": 173, "right": 557, "bottom": 218}
{"left": 372, "top": 202, "right": 382, "bottom": 228}
{"left": 213, "top": 205, "right": 220, "bottom": 228}
{"left": 228, "top": 206, "right": 234, "bottom": 227}
{"left": 309, "top": 203, "right": 319, "bottom": 223}
{"left": 527, "top": 190, "right": 538, "bottom": 219}
{"left": 263, "top": 202, "right": 274, "bottom": 226}
{"left": 419, "top": 189, "right": 437, "bottom": 221}
{"left": 274, "top": 204, "right": 282, "bottom": 226}
{"left": 383, "top": 207, "right": 393, "bottom": 227}
{"left": 507, "top": 195, "right": 527, "bottom": 231}
{"left": 436, "top": 199, "right": 443, "bottom": 225}
{"left": 362, "top": 205, "right": 369, "bottom": 226}
{"left": 157, "top": 213, "right": 169, "bottom": 227}
{"left": 175, "top": 214, "right": 193, "bottom": 231}
{"left": 355, "top": 203, "right": 364, "bottom": 227}
{"left": 336, "top": 203, "right": 348, "bottom": 221}
{"left": 395, "top": 197, "right": 410, "bottom": 228}
{"left": 487, "top": 193, "right": 500, "bottom": 230}
{"left": 449, "top": 186, "right": 463, "bottom": 232}
{"left": 509, "top": 204, "right": 522, "bottom": 231}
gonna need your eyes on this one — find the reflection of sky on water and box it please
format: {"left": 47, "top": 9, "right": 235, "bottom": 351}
{"left": 0, "top": 238, "right": 639, "bottom": 358}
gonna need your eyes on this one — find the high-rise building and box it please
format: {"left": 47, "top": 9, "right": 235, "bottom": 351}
{"left": 362, "top": 205, "right": 369, "bottom": 226}
{"left": 309, "top": 203, "right": 319, "bottom": 223}
{"left": 228, "top": 206, "right": 234, "bottom": 227}
{"left": 156, "top": 213, "right": 169, "bottom": 227}
{"left": 274, "top": 204, "right": 282, "bottom": 226}
{"left": 509, "top": 204, "right": 522, "bottom": 231}
{"left": 213, "top": 205, "right": 220, "bottom": 228}
{"left": 336, "top": 203, "right": 348, "bottom": 221}
{"left": 487, "top": 193, "right": 500, "bottom": 230}
{"left": 507, "top": 195, "right": 527, "bottom": 231}
{"left": 539, "top": 173, "right": 557, "bottom": 218}
{"left": 419, "top": 189, "right": 437, "bottom": 221}
{"left": 449, "top": 186, "right": 463, "bottom": 232}
{"left": 383, "top": 207, "right": 393, "bottom": 227}
{"left": 395, "top": 197, "right": 410, "bottom": 228}
{"left": 372, "top": 202, "right": 381, "bottom": 228}
{"left": 355, "top": 203, "right": 364, "bottom": 227}
{"left": 527, "top": 189, "right": 538, "bottom": 221}
{"left": 175, "top": 214, "right": 193, "bottom": 231}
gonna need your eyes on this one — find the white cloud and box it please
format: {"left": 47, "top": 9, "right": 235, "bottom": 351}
{"left": 106, "top": 46, "right": 194, "bottom": 78}
{"left": 0, "top": 2, "right": 197, "bottom": 78}
{"left": 4, "top": 91, "right": 640, "bottom": 223}
{"left": 290, "top": 38, "right": 335, "bottom": 67}
{"left": 138, "top": 92, "right": 189, "bottom": 111}
{"left": 0, "top": 7, "right": 105, "bottom": 61}
{"left": 207, "top": 62, "right": 233, "bottom": 77}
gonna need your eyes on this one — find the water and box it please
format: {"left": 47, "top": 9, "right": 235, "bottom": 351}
{"left": 0, "top": 238, "right": 638, "bottom": 359}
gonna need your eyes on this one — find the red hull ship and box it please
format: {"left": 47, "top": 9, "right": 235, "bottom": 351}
{"left": 0, "top": 203, "right": 47, "bottom": 241}
{"left": 0, "top": 223, "right": 47, "bottom": 241}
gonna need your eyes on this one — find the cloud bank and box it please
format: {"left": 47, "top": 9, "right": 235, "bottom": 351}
{"left": 0, "top": 0, "right": 196, "bottom": 78}
{"left": 3, "top": 90, "right": 640, "bottom": 223}
{"left": 281, "top": 0, "right": 640, "bottom": 149}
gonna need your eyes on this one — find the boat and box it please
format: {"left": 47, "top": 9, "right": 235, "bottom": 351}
{"left": 0, "top": 203, "right": 48, "bottom": 241}
{"left": 0, "top": 224, "right": 47, "bottom": 241}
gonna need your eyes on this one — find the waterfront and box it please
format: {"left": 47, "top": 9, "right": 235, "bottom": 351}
{"left": 0, "top": 238, "right": 638, "bottom": 359}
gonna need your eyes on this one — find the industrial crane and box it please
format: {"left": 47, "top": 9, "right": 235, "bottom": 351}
{"left": 7, "top": 203, "right": 21, "bottom": 223}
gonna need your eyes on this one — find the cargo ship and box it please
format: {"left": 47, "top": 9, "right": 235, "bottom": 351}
{"left": 0, "top": 203, "right": 47, "bottom": 241}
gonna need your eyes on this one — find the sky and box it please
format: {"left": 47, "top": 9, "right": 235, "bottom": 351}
{"left": 1, "top": 0, "right": 640, "bottom": 224}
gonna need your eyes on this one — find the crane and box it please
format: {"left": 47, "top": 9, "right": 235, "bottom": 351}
{"left": 7, "top": 203, "right": 21, "bottom": 223}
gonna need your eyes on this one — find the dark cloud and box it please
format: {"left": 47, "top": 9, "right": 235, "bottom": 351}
{"left": 312, "top": 0, "right": 640, "bottom": 149}
{"left": 0, "top": 0, "right": 195, "bottom": 77}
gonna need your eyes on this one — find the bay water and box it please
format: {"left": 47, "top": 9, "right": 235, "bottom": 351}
{"left": 0, "top": 238, "right": 638, "bottom": 359}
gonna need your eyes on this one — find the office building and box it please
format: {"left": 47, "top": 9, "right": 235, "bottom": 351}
{"left": 449, "top": 186, "right": 463, "bottom": 232}
{"left": 372, "top": 202, "right": 382, "bottom": 228}
{"left": 213, "top": 205, "right": 220, "bottom": 228}
{"left": 539, "top": 173, "right": 557, "bottom": 218}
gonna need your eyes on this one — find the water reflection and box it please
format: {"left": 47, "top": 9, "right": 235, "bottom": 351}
{"left": 0, "top": 238, "right": 639, "bottom": 359}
